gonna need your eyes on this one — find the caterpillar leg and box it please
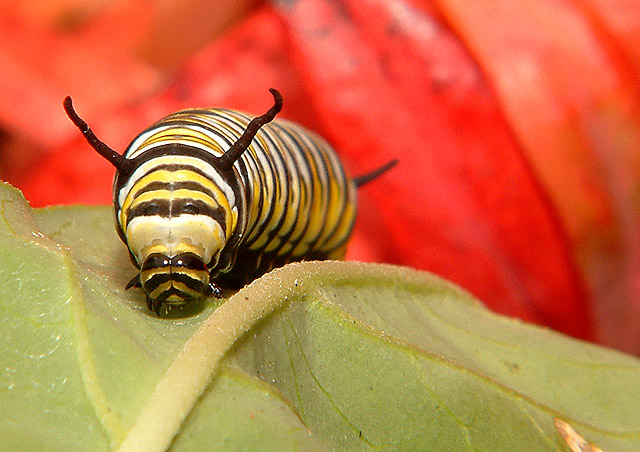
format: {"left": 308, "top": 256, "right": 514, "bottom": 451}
{"left": 125, "top": 273, "right": 142, "bottom": 290}
{"left": 207, "top": 281, "right": 223, "bottom": 299}
{"left": 147, "top": 296, "right": 165, "bottom": 316}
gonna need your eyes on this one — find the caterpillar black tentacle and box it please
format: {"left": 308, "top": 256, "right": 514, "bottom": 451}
{"left": 64, "top": 89, "right": 395, "bottom": 315}
{"left": 63, "top": 96, "right": 134, "bottom": 174}
{"left": 353, "top": 159, "right": 398, "bottom": 187}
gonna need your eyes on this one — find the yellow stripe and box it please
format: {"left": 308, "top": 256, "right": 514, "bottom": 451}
{"left": 170, "top": 269, "right": 205, "bottom": 279}
{"left": 230, "top": 207, "right": 239, "bottom": 243}
{"left": 139, "top": 127, "right": 221, "bottom": 150}
{"left": 277, "top": 184, "right": 299, "bottom": 240}
{"left": 281, "top": 181, "right": 309, "bottom": 246}
{"left": 291, "top": 240, "right": 310, "bottom": 257}
{"left": 172, "top": 189, "right": 217, "bottom": 207}
{"left": 320, "top": 201, "right": 355, "bottom": 252}
{"left": 169, "top": 113, "right": 239, "bottom": 138}
{"left": 141, "top": 264, "right": 207, "bottom": 282}
{"left": 121, "top": 176, "right": 164, "bottom": 228}
{"left": 149, "top": 282, "right": 172, "bottom": 300}
{"left": 264, "top": 237, "right": 281, "bottom": 253}
{"left": 141, "top": 267, "right": 169, "bottom": 282}
{"left": 170, "top": 241, "right": 204, "bottom": 258}
{"left": 140, "top": 243, "right": 171, "bottom": 259}
{"left": 302, "top": 160, "right": 326, "bottom": 244}
{"left": 316, "top": 178, "right": 345, "bottom": 245}
{"left": 326, "top": 243, "right": 348, "bottom": 260}
{"left": 278, "top": 242, "right": 294, "bottom": 255}
{"left": 149, "top": 280, "right": 201, "bottom": 301}
{"left": 172, "top": 281, "right": 199, "bottom": 295}
{"left": 127, "top": 189, "right": 171, "bottom": 210}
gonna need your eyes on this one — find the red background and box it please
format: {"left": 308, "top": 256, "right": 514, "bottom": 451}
{"left": 1, "top": 0, "right": 640, "bottom": 352}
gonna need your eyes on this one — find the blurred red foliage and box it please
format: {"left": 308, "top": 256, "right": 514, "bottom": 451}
{"left": 1, "top": 0, "right": 640, "bottom": 352}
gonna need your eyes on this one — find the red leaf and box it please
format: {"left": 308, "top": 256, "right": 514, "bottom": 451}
{"left": 436, "top": 0, "right": 640, "bottom": 350}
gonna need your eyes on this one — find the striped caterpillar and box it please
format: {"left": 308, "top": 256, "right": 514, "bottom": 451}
{"left": 64, "top": 89, "right": 395, "bottom": 314}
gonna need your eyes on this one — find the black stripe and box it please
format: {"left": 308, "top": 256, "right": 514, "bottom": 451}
{"left": 172, "top": 253, "right": 207, "bottom": 271}
{"left": 142, "top": 252, "right": 206, "bottom": 271}
{"left": 133, "top": 180, "right": 219, "bottom": 201}
{"left": 240, "top": 155, "right": 266, "bottom": 240}
{"left": 142, "top": 272, "right": 172, "bottom": 293}
{"left": 141, "top": 253, "right": 170, "bottom": 271}
{"left": 213, "top": 158, "right": 250, "bottom": 272}
{"left": 127, "top": 199, "right": 170, "bottom": 221}
{"left": 155, "top": 286, "right": 199, "bottom": 303}
{"left": 171, "top": 272, "right": 207, "bottom": 293}
{"left": 139, "top": 163, "right": 214, "bottom": 181}
{"left": 129, "top": 143, "right": 221, "bottom": 166}
{"left": 143, "top": 272, "right": 206, "bottom": 295}
{"left": 126, "top": 198, "right": 226, "bottom": 232}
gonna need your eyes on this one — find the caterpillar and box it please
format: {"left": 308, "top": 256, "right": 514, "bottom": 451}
{"left": 63, "top": 89, "right": 396, "bottom": 315}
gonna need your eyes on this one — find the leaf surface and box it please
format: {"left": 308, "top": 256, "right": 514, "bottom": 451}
{"left": 1, "top": 182, "right": 639, "bottom": 451}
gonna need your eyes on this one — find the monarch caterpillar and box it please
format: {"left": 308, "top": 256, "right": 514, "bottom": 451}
{"left": 64, "top": 89, "right": 396, "bottom": 315}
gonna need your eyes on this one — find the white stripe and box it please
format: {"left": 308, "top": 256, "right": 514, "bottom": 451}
{"left": 124, "top": 125, "right": 172, "bottom": 158}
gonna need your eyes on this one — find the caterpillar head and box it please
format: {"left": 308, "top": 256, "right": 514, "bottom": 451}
{"left": 127, "top": 251, "right": 220, "bottom": 315}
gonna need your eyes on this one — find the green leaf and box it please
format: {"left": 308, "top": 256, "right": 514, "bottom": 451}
{"left": 0, "top": 181, "right": 639, "bottom": 452}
